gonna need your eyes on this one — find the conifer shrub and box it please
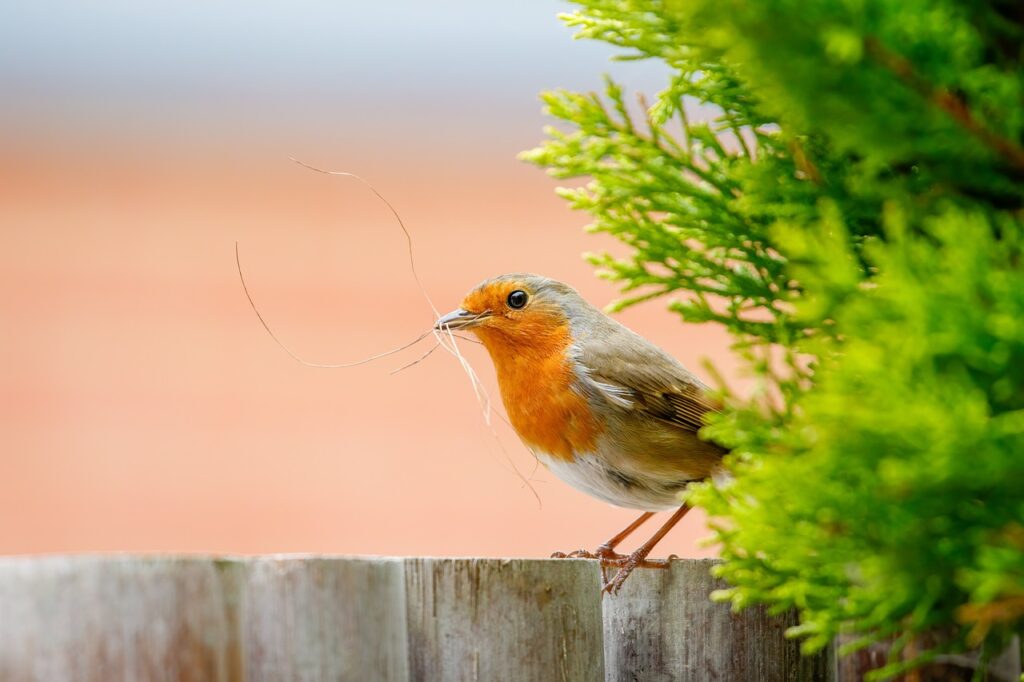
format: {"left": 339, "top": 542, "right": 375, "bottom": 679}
{"left": 522, "top": 1, "right": 1024, "bottom": 676}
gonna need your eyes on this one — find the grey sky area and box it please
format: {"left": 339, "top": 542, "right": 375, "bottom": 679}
{"left": 1, "top": 1, "right": 670, "bottom": 139}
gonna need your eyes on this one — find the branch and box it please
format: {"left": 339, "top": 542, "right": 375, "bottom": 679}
{"left": 863, "top": 36, "right": 1024, "bottom": 172}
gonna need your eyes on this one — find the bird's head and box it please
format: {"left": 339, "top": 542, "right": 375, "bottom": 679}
{"left": 434, "top": 274, "right": 590, "bottom": 357}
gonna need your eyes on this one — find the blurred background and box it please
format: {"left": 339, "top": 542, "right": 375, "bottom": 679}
{"left": 0, "top": 1, "right": 740, "bottom": 558}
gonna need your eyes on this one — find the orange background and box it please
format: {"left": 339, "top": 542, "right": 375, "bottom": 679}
{"left": 1, "top": 2, "right": 740, "bottom": 559}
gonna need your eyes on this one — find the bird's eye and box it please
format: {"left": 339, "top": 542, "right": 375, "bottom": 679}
{"left": 506, "top": 290, "right": 528, "bottom": 309}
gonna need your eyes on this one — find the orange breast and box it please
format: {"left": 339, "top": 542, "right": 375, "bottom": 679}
{"left": 475, "top": 322, "right": 601, "bottom": 462}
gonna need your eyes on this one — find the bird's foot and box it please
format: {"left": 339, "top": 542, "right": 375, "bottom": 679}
{"left": 598, "top": 552, "right": 679, "bottom": 568}
{"left": 550, "top": 543, "right": 627, "bottom": 563}
{"left": 601, "top": 551, "right": 680, "bottom": 596}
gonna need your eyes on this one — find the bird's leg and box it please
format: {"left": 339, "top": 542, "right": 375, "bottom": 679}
{"left": 550, "top": 511, "right": 655, "bottom": 562}
{"left": 602, "top": 504, "right": 691, "bottom": 595}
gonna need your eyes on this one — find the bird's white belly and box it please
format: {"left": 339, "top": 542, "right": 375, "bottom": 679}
{"left": 536, "top": 451, "right": 683, "bottom": 512}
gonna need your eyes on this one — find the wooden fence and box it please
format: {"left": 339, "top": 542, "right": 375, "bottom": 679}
{"left": 0, "top": 557, "right": 1018, "bottom": 681}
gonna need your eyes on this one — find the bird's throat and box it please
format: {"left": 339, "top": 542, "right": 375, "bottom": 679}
{"left": 474, "top": 324, "right": 601, "bottom": 462}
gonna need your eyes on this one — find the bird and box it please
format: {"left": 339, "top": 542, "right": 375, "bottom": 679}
{"left": 435, "top": 273, "right": 727, "bottom": 594}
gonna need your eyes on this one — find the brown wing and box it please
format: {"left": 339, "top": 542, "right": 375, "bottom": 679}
{"left": 576, "top": 328, "right": 722, "bottom": 434}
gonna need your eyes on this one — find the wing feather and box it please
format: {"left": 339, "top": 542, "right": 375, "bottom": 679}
{"left": 575, "top": 329, "right": 721, "bottom": 434}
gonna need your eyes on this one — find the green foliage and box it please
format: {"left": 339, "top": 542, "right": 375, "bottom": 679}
{"left": 522, "top": 0, "right": 1024, "bottom": 675}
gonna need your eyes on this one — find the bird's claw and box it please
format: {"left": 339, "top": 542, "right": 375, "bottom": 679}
{"left": 567, "top": 548, "right": 601, "bottom": 559}
{"left": 550, "top": 544, "right": 628, "bottom": 562}
{"left": 601, "top": 551, "right": 678, "bottom": 596}
{"left": 552, "top": 544, "right": 678, "bottom": 595}
{"left": 550, "top": 549, "right": 602, "bottom": 559}
{"left": 602, "top": 552, "right": 644, "bottom": 596}
{"left": 598, "top": 555, "right": 673, "bottom": 569}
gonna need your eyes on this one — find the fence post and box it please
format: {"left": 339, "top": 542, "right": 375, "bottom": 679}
{"left": 0, "top": 557, "right": 239, "bottom": 682}
{"left": 239, "top": 556, "right": 408, "bottom": 681}
{"left": 403, "top": 558, "right": 606, "bottom": 681}
{"left": 602, "top": 558, "right": 833, "bottom": 681}
{"left": 3, "top": 556, "right": 1015, "bottom": 681}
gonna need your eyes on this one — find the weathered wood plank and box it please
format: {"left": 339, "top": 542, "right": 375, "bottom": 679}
{"left": 0, "top": 557, "right": 239, "bottom": 682}
{"left": 239, "top": 556, "right": 408, "bottom": 682}
{"left": 602, "top": 558, "right": 833, "bottom": 682}
{"left": 403, "top": 558, "right": 605, "bottom": 681}
{"left": 834, "top": 633, "right": 1022, "bottom": 681}
{"left": 9, "top": 556, "right": 1008, "bottom": 681}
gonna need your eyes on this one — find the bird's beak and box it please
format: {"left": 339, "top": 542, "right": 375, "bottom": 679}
{"left": 434, "top": 308, "right": 488, "bottom": 331}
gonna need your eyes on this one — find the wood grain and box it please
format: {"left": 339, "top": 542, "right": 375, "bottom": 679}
{"left": 7, "top": 556, "right": 1011, "bottom": 681}
{"left": 835, "top": 632, "right": 1022, "bottom": 682}
{"left": 602, "top": 559, "right": 832, "bottom": 682}
{"left": 0, "top": 557, "right": 238, "bottom": 682}
{"left": 239, "top": 556, "right": 408, "bottom": 682}
{"left": 403, "top": 558, "right": 605, "bottom": 681}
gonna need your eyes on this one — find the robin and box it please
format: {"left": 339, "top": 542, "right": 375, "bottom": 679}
{"left": 435, "top": 273, "right": 727, "bottom": 594}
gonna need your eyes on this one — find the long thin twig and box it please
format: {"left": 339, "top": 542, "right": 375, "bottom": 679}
{"left": 390, "top": 342, "right": 441, "bottom": 375}
{"left": 235, "top": 242, "right": 433, "bottom": 368}
{"left": 238, "top": 160, "right": 542, "bottom": 506}
{"left": 288, "top": 158, "right": 441, "bottom": 318}
{"left": 864, "top": 36, "right": 1024, "bottom": 172}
